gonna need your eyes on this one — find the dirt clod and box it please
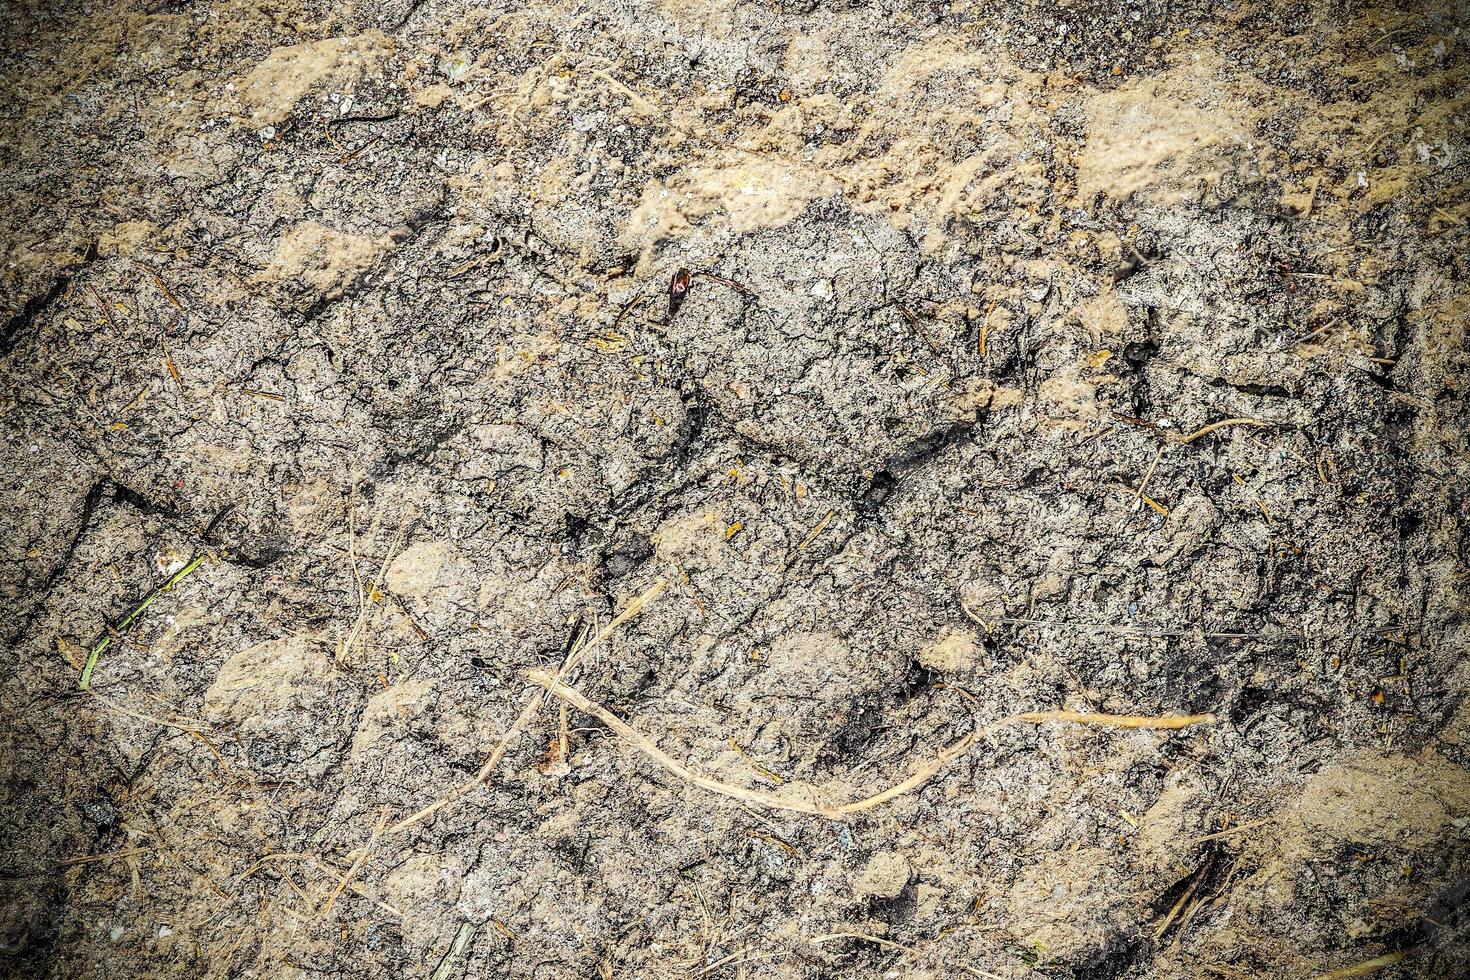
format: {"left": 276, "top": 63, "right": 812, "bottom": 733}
{"left": 3, "top": 2, "right": 1468, "bottom": 979}
{"left": 854, "top": 851, "right": 912, "bottom": 901}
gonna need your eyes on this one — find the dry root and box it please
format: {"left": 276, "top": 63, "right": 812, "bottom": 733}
{"left": 526, "top": 669, "right": 1216, "bottom": 819}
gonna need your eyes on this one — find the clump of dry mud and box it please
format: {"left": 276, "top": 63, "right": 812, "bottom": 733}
{"left": 3, "top": 1, "right": 1468, "bottom": 978}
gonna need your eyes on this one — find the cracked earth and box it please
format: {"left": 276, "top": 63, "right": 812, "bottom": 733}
{"left": 3, "top": 1, "right": 1469, "bottom": 978}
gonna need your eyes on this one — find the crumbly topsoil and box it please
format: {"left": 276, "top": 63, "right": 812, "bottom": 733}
{"left": 2, "top": 2, "right": 1468, "bottom": 978}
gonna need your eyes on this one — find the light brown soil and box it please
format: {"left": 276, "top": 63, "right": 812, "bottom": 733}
{"left": 3, "top": 1, "right": 1468, "bottom": 978}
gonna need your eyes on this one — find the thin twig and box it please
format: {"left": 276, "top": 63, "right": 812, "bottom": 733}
{"left": 58, "top": 846, "right": 155, "bottom": 867}
{"left": 959, "top": 967, "right": 1006, "bottom": 980}
{"left": 1309, "top": 950, "right": 1407, "bottom": 979}
{"left": 699, "top": 945, "right": 755, "bottom": 975}
{"left": 1017, "top": 710, "right": 1216, "bottom": 729}
{"left": 612, "top": 294, "right": 645, "bottom": 332}
{"left": 384, "top": 686, "right": 548, "bottom": 834}
{"left": 338, "top": 511, "right": 406, "bottom": 666}
{"left": 86, "top": 691, "right": 211, "bottom": 732}
{"left": 527, "top": 668, "right": 841, "bottom": 817}
{"left": 1136, "top": 446, "right": 1165, "bottom": 506}
{"left": 239, "top": 853, "right": 402, "bottom": 916}
{"left": 317, "top": 810, "right": 388, "bottom": 917}
{"left": 527, "top": 672, "right": 1215, "bottom": 818}
{"left": 1176, "top": 418, "right": 1269, "bottom": 445}
{"left": 430, "top": 922, "right": 478, "bottom": 980}
{"left": 384, "top": 579, "right": 667, "bottom": 836}
{"left": 795, "top": 510, "right": 834, "bottom": 552}
{"left": 988, "top": 617, "right": 1259, "bottom": 639}
{"left": 1191, "top": 817, "right": 1274, "bottom": 843}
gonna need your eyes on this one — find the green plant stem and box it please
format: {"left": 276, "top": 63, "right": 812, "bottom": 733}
{"left": 79, "top": 553, "right": 209, "bottom": 690}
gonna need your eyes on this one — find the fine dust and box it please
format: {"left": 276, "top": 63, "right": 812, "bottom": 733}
{"left": 3, "top": 1, "right": 1468, "bottom": 979}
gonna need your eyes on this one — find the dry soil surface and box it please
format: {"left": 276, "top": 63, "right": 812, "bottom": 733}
{"left": 3, "top": 1, "right": 1469, "bottom": 978}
